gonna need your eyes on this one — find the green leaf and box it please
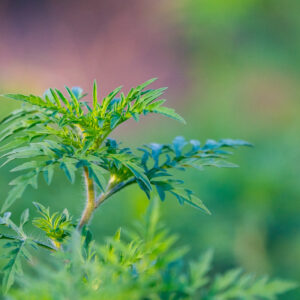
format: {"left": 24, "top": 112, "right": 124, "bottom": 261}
{"left": 93, "top": 80, "right": 98, "bottom": 109}
{"left": 101, "top": 86, "right": 122, "bottom": 116}
{"left": 88, "top": 163, "right": 106, "bottom": 191}
{"left": 32, "top": 202, "right": 47, "bottom": 215}
{"left": 124, "top": 161, "right": 152, "bottom": 191}
{"left": 71, "top": 87, "right": 83, "bottom": 100}
{"left": 184, "top": 194, "right": 211, "bottom": 215}
{"left": 1, "top": 184, "right": 27, "bottom": 213}
{"left": 110, "top": 113, "right": 121, "bottom": 129}
{"left": 60, "top": 161, "right": 76, "bottom": 184}
{"left": 151, "top": 106, "right": 186, "bottom": 123}
{"left": 43, "top": 164, "right": 55, "bottom": 185}
{"left": 55, "top": 89, "right": 71, "bottom": 111}
{"left": 0, "top": 137, "right": 27, "bottom": 153}
{"left": 19, "top": 209, "right": 29, "bottom": 229}
{"left": 50, "top": 88, "right": 61, "bottom": 107}
{"left": 189, "top": 250, "right": 214, "bottom": 290}
{"left": 65, "top": 86, "right": 81, "bottom": 115}
{"left": 10, "top": 161, "right": 40, "bottom": 172}
{"left": 2, "top": 240, "right": 27, "bottom": 294}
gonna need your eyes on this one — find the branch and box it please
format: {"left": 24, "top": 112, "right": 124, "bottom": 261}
{"left": 94, "top": 177, "right": 136, "bottom": 208}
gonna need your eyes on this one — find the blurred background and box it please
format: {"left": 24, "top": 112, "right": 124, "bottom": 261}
{"left": 0, "top": 0, "right": 299, "bottom": 298}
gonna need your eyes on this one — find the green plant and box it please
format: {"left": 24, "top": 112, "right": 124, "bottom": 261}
{"left": 0, "top": 79, "right": 296, "bottom": 298}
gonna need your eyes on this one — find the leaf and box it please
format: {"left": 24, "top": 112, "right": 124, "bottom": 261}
{"left": 60, "top": 161, "right": 76, "bottom": 183}
{"left": 155, "top": 184, "right": 166, "bottom": 201}
{"left": 49, "top": 88, "right": 61, "bottom": 107}
{"left": 151, "top": 106, "right": 186, "bottom": 123}
{"left": 202, "top": 139, "right": 220, "bottom": 150}
{"left": 189, "top": 250, "right": 214, "bottom": 289}
{"left": 110, "top": 113, "right": 121, "bottom": 129}
{"left": 1, "top": 184, "right": 27, "bottom": 213}
{"left": 65, "top": 86, "right": 81, "bottom": 115}
{"left": 219, "top": 139, "right": 253, "bottom": 147}
{"left": 71, "top": 87, "right": 83, "bottom": 100}
{"left": 2, "top": 240, "right": 27, "bottom": 294}
{"left": 184, "top": 194, "right": 211, "bottom": 215}
{"left": 3, "top": 93, "right": 31, "bottom": 103}
{"left": 93, "top": 80, "right": 98, "bottom": 109}
{"left": 32, "top": 202, "right": 48, "bottom": 215}
{"left": 210, "top": 270, "right": 297, "bottom": 300}
{"left": 172, "top": 136, "right": 187, "bottom": 157}
{"left": 0, "top": 137, "right": 28, "bottom": 153}
{"left": 88, "top": 165, "right": 105, "bottom": 191}
{"left": 19, "top": 209, "right": 29, "bottom": 229}
{"left": 101, "top": 86, "right": 122, "bottom": 116}
{"left": 43, "top": 164, "right": 55, "bottom": 185}
{"left": 168, "top": 188, "right": 210, "bottom": 214}
{"left": 190, "top": 139, "right": 201, "bottom": 152}
{"left": 44, "top": 89, "right": 60, "bottom": 107}
{"left": 148, "top": 143, "right": 163, "bottom": 167}
{"left": 136, "top": 78, "right": 157, "bottom": 91}
{"left": 213, "top": 268, "right": 243, "bottom": 291}
{"left": 10, "top": 161, "right": 40, "bottom": 172}
{"left": 124, "top": 161, "right": 152, "bottom": 191}
{"left": 55, "top": 89, "right": 71, "bottom": 111}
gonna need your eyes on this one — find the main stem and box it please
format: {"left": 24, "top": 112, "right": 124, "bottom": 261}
{"left": 77, "top": 170, "right": 136, "bottom": 230}
{"left": 78, "top": 166, "right": 96, "bottom": 230}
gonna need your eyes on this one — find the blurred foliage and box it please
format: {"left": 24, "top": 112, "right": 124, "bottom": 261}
{"left": 171, "top": 1, "right": 300, "bottom": 299}
{"left": 4, "top": 199, "right": 297, "bottom": 299}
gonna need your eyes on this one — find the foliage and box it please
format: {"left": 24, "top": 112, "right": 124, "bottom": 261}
{"left": 0, "top": 79, "right": 296, "bottom": 298}
{"left": 6, "top": 198, "right": 297, "bottom": 300}
{"left": 32, "top": 202, "right": 73, "bottom": 249}
{"left": 0, "top": 79, "right": 249, "bottom": 215}
{"left": 0, "top": 209, "right": 54, "bottom": 294}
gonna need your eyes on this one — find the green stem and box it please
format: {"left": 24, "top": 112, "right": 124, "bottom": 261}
{"left": 77, "top": 166, "right": 96, "bottom": 230}
{"left": 77, "top": 172, "right": 136, "bottom": 230}
{"left": 94, "top": 178, "right": 135, "bottom": 208}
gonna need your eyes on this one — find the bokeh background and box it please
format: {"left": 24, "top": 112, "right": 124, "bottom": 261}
{"left": 0, "top": 0, "right": 299, "bottom": 298}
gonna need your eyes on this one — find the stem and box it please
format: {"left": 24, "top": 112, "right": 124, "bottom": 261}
{"left": 77, "top": 172, "right": 136, "bottom": 230}
{"left": 77, "top": 166, "right": 96, "bottom": 230}
{"left": 94, "top": 178, "right": 135, "bottom": 208}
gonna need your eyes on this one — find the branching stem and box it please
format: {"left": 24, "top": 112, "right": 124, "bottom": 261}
{"left": 77, "top": 171, "right": 135, "bottom": 230}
